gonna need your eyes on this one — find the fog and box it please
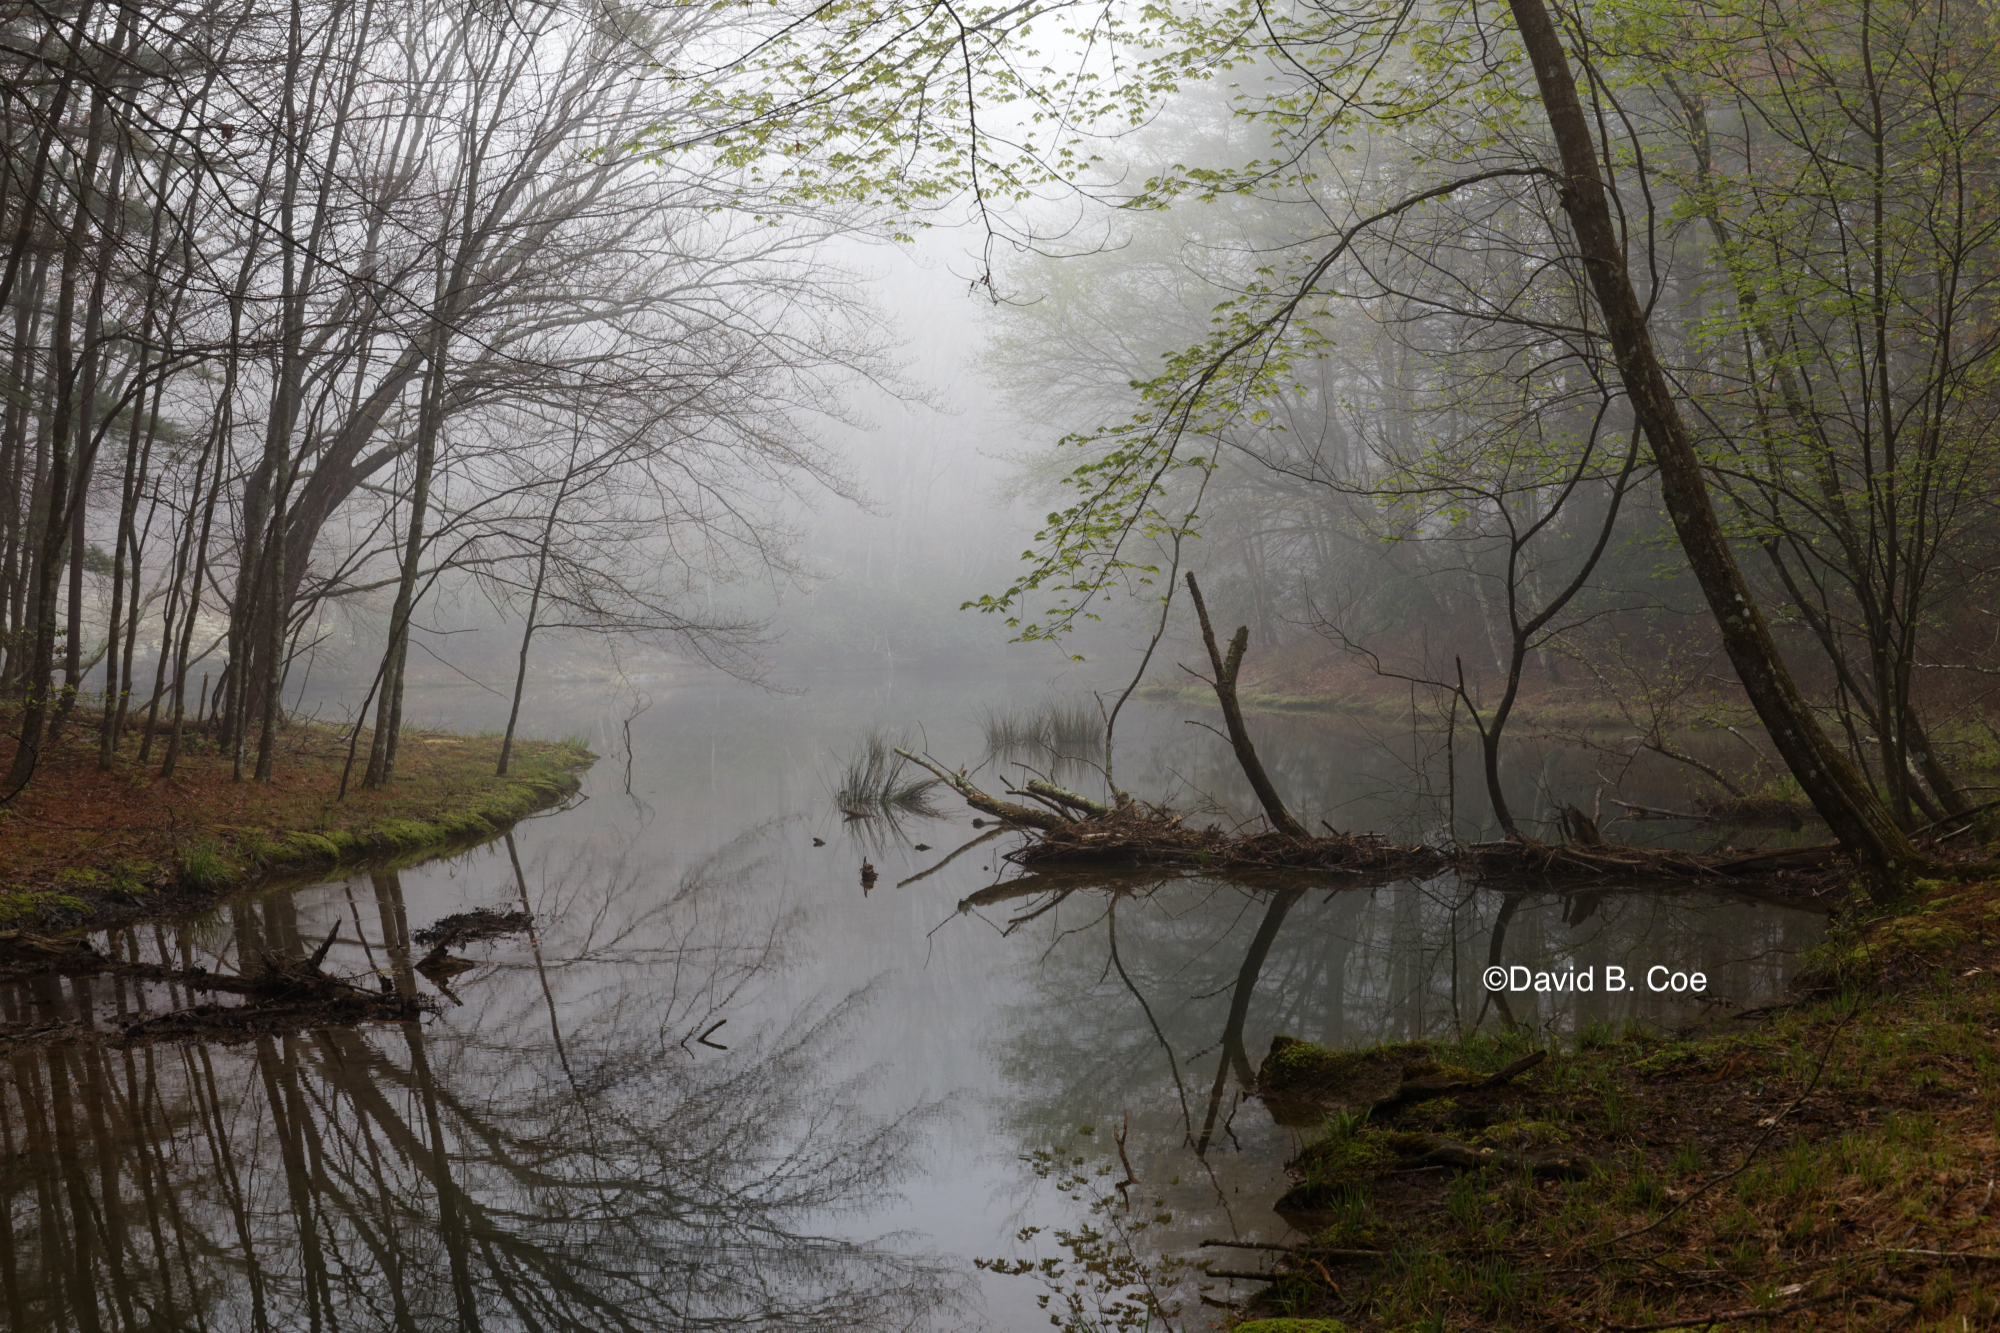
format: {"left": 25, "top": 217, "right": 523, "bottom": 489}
{"left": 0, "top": 0, "right": 1991, "bottom": 837}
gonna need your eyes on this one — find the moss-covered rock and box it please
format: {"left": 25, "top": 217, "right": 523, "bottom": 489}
{"left": 1258, "top": 1034, "right": 1432, "bottom": 1124}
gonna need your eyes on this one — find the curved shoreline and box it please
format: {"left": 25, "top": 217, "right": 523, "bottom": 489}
{"left": 0, "top": 719, "right": 595, "bottom": 941}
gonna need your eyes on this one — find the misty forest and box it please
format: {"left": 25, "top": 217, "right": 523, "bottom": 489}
{"left": 0, "top": 0, "right": 1996, "bottom": 1330}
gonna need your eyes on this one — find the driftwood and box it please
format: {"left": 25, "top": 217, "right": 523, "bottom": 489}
{"left": 413, "top": 907, "right": 532, "bottom": 949}
{"left": 893, "top": 749, "right": 1063, "bottom": 830}
{"left": 895, "top": 769, "right": 1846, "bottom": 884}
{"left": 1611, "top": 798, "right": 1713, "bottom": 822}
{"left": 1008, "top": 806, "right": 1447, "bottom": 875}
{"left": 1023, "top": 779, "right": 1111, "bottom": 817}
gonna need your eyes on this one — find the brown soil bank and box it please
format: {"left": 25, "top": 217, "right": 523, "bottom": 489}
{"left": 0, "top": 710, "right": 593, "bottom": 936}
{"left": 1225, "top": 877, "right": 2000, "bottom": 1331}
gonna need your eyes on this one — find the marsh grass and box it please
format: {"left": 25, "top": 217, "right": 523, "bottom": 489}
{"left": 978, "top": 697, "right": 1104, "bottom": 763}
{"left": 833, "top": 730, "right": 940, "bottom": 816}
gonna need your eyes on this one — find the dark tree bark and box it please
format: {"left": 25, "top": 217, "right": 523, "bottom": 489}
{"left": 1503, "top": 0, "right": 1921, "bottom": 893}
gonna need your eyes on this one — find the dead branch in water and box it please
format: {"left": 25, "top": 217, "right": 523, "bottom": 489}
{"left": 1008, "top": 804, "right": 1446, "bottom": 876}
{"left": 1183, "top": 573, "right": 1310, "bottom": 839}
{"left": 892, "top": 749, "right": 1063, "bottom": 830}
{"left": 906, "top": 769, "right": 1843, "bottom": 887}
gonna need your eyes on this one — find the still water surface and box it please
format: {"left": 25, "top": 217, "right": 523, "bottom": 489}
{"left": 0, "top": 672, "right": 1827, "bottom": 1330}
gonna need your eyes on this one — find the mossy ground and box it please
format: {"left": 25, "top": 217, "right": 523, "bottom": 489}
{"left": 1238, "top": 877, "right": 2000, "bottom": 1331}
{"left": 0, "top": 709, "right": 592, "bottom": 933}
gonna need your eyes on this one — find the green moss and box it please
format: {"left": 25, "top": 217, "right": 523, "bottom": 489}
{"left": 1294, "top": 1132, "right": 1392, "bottom": 1176}
{"left": 365, "top": 819, "right": 440, "bottom": 850}
{"left": 1261, "top": 1034, "right": 1432, "bottom": 1097}
{"left": 1473, "top": 1119, "right": 1571, "bottom": 1149}
{"left": 436, "top": 809, "right": 494, "bottom": 837}
{"left": 1628, "top": 1041, "right": 1704, "bottom": 1076}
{"left": 1396, "top": 1058, "right": 1481, "bottom": 1083}
{"left": 278, "top": 832, "right": 344, "bottom": 862}
{"left": 110, "top": 859, "right": 157, "bottom": 888}
{"left": 1800, "top": 896, "right": 1974, "bottom": 988}
{"left": 0, "top": 889, "right": 92, "bottom": 926}
{"left": 54, "top": 867, "right": 107, "bottom": 889}
{"left": 1234, "top": 1321, "right": 1351, "bottom": 1333}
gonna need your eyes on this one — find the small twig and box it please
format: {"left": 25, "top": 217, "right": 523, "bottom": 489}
{"left": 1198, "top": 1239, "right": 1384, "bottom": 1261}
{"left": 1113, "top": 1110, "right": 1137, "bottom": 1204}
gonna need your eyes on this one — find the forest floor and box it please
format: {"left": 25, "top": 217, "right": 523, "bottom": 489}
{"left": 1227, "top": 875, "right": 2000, "bottom": 1332}
{"left": 0, "top": 708, "right": 593, "bottom": 936}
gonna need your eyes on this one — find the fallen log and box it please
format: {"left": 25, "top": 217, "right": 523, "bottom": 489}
{"left": 1024, "top": 779, "right": 1111, "bottom": 818}
{"left": 1610, "top": 798, "right": 1714, "bottom": 822}
{"left": 1008, "top": 807, "right": 1447, "bottom": 876}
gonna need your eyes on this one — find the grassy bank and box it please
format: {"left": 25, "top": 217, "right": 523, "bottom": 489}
{"left": 0, "top": 713, "right": 593, "bottom": 934}
{"left": 1230, "top": 878, "right": 2000, "bottom": 1331}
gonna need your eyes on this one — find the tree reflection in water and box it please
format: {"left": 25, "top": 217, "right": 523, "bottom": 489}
{"left": 0, "top": 832, "right": 959, "bottom": 1332}
{"left": 976, "top": 872, "right": 1823, "bottom": 1271}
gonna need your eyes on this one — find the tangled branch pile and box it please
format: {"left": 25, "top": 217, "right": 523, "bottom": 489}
{"left": 1006, "top": 807, "right": 1446, "bottom": 875}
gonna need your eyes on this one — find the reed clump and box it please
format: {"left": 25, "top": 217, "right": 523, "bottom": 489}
{"left": 834, "top": 730, "right": 941, "bottom": 817}
{"left": 978, "top": 697, "right": 1104, "bottom": 761}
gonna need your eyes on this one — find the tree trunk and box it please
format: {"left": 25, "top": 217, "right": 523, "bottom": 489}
{"left": 1184, "top": 573, "right": 1309, "bottom": 838}
{"left": 1504, "top": 0, "right": 1921, "bottom": 893}
{"left": 362, "top": 348, "right": 445, "bottom": 791}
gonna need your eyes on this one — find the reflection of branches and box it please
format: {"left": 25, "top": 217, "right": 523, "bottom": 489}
{"left": 0, "top": 842, "right": 965, "bottom": 1332}
{"left": 1197, "top": 886, "right": 1304, "bottom": 1156}
{"left": 896, "top": 825, "right": 1005, "bottom": 887}
{"left": 1107, "top": 903, "right": 1194, "bottom": 1142}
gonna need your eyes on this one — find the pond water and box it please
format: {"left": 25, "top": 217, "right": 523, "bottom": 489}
{"left": 0, "top": 671, "right": 1828, "bottom": 1331}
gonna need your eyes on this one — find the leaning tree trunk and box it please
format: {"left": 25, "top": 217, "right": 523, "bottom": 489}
{"left": 1504, "top": 0, "right": 1921, "bottom": 895}
{"left": 1184, "top": 573, "right": 1309, "bottom": 839}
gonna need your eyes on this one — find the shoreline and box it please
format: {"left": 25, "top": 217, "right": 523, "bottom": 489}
{"left": 1216, "top": 876, "right": 2000, "bottom": 1331}
{"left": 0, "top": 712, "right": 594, "bottom": 941}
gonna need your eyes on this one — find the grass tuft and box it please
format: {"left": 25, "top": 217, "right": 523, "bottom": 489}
{"left": 833, "top": 730, "right": 939, "bottom": 816}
